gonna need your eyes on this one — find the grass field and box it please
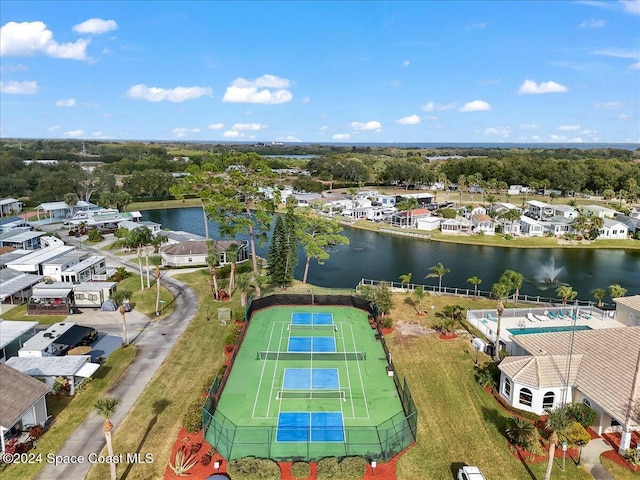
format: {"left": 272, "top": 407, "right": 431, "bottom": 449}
{"left": 207, "top": 305, "right": 412, "bottom": 461}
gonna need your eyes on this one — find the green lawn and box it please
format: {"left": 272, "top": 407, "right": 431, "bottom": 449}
{"left": 1, "top": 304, "right": 67, "bottom": 325}
{"left": 116, "top": 274, "right": 175, "bottom": 319}
{"left": 2, "top": 345, "right": 137, "bottom": 480}
{"left": 601, "top": 457, "right": 640, "bottom": 480}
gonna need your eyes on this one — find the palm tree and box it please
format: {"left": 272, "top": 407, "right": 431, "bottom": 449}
{"left": 492, "top": 281, "right": 512, "bottom": 361}
{"left": 413, "top": 286, "right": 428, "bottom": 315}
{"left": 399, "top": 272, "right": 412, "bottom": 292}
{"left": 466, "top": 276, "right": 482, "bottom": 300}
{"left": 124, "top": 229, "right": 145, "bottom": 291}
{"left": 591, "top": 288, "right": 607, "bottom": 308}
{"left": 151, "top": 234, "right": 168, "bottom": 253}
{"left": 150, "top": 255, "right": 162, "bottom": 315}
{"left": 236, "top": 272, "right": 251, "bottom": 307}
{"left": 609, "top": 283, "right": 627, "bottom": 299}
{"left": 506, "top": 417, "right": 537, "bottom": 448}
{"left": 500, "top": 270, "right": 524, "bottom": 306}
{"left": 426, "top": 262, "right": 450, "bottom": 293}
{"left": 555, "top": 285, "right": 578, "bottom": 305}
{"left": 544, "top": 407, "right": 572, "bottom": 480}
{"left": 226, "top": 244, "right": 240, "bottom": 291}
{"left": 206, "top": 244, "right": 220, "bottom": 300}
{"left": 118, "top": 304, "right": 128, "bottom": 347}
{"left": 94, "top": 397, "right": 121, "bottom": 480}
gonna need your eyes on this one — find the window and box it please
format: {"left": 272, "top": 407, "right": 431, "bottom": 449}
{"left": 503, "top": 378, "right": 512, "bottom": 398}
{"left": 188, "top": 258, "right": 193, "bottom": 262}
{"left": 582, "top": 398, "right": 591, "bottom": 408}
{"left": 88, "top": 294, "right": 98, "bottom": 301}
{"left": 542, "top": 391, "right": 555, "bottom": 409}
{"left": 519, "top": 388, "right": 533, "bottom": 407}
{"left": 75, "top": 293, "right": 85, "bottom": 300}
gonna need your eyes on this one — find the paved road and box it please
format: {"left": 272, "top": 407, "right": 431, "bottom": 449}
{"left": 34, "top": 227, "right": 199, "bottom": 480}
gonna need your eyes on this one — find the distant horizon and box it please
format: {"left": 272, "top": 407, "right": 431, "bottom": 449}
{"left": 1, "top": 1, "right": 638, "bottom": 143}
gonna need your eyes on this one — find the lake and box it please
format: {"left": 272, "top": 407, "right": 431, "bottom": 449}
{"left": 142, "top": 207, "right": 640, "bottom": 300}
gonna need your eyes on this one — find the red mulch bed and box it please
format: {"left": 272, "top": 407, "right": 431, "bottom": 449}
{"left": 601, "top": 432, "right": 640, "bottom": 471}
{"left": 439, "top": 333, "right": 458, "bottom": 340}
{"left": 381, "top": 327, "right": 394, "bottom": 335}
{"left": 164, "top": 428, "right": 226, "bottom": 480}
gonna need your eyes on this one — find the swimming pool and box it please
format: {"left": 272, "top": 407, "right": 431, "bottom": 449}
{"left": 508, "top": 325, "right": 592, "bottom": 335}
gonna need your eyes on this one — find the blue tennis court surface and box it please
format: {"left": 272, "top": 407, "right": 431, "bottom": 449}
{"left": 276, "top": 412, "right": 345, "bottom": 442}
{"left": 288, "top": 336, "right": 336, "bottom": 353}
{"left": 291, "top": 312, "right": 334, "bottom": 325}
{"left": 283, "top": 368, "right": 339, "bottom": 390}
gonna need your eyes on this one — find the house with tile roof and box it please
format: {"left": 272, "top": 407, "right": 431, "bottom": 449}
{"left": 159, "top": 239, "right": 248, "bottom": 267}
{"left": 498, "top": 327, "right": 640, "bottom": 454}
{"left": 0, "top": 364, "right": 50, "bottom": 452}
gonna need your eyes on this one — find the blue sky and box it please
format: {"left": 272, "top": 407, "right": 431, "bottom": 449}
{"left": 1, "top": 1, "right": 639, "bottom": 143}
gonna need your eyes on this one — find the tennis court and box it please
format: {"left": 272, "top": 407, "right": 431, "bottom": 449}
{"left": 204, "top": 303, "right": 415, "bottom": 461}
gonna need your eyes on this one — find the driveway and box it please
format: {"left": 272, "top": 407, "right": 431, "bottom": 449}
{"left": 35, "top": 225, "right": 199, "bottom": 480}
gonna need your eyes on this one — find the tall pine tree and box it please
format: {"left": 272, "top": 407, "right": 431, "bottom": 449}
{"left": 267, "top": 216, "right": 287, "bottom": 286}
{"left": 282, "top": 205, "right": 299, "bottom": 286}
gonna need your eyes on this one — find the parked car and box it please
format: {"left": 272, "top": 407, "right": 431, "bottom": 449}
{"left": 457, "top": 466, "right": 486, "bottom": 480}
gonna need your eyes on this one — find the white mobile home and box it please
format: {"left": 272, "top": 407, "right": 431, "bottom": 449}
{"left": 519, "top": 216, "right": 544, "bottom": 236}
{"left": 41, "top": 251, "right": 88, "bottom": 281}
{"left": 59, "top": 256, "right": 107, "bottom": 283}
{"left": 33, "top": 281, "right": 117, "bottom": 309}
{"left": 6, "top": 355, "right": 100, "bottom": 395}
{"left": 597, "top": 219, "right": 629, "bottom": 240}
{"left": 0, "top": 320, "right": 38, "bottom": 362}
{"left": 18, "top": 322, "right": 97, "bottom": 358}
{"left": 0, "top": 228, "right": 44, "bottom": 251}
{"left": 0, "top": 198, "right": 23, "bottom": 217}
{"left": 6, "top": 246, "right": 75, "bottom": 274}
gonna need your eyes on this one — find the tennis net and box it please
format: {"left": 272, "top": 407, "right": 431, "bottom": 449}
{"left": 257, "top": 351, "right": 366, "bottom": 361}
{"left": 276, "top": 389, "right": 347, "bottom": 401}
{"left": 287, "top": 323, "right": 337, "bottom": 331}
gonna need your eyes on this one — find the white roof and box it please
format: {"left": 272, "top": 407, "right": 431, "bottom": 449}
{"left": 614, "top": 295, "right": 640, "bottom": 312}
{"left": 527, "top": 200, "right": 552, "bottom": 208}
{"left": 6, "top": 246, "right": 75, "bottom": 268}
{"left": 602, "top": 218, "right": 628, "bottom": 228}
{"left": 6, "top": 355, "right": 96, "bottom": 377}
{"left": 584, "top": 204, "right": 617, "bottom": 213}
{"left": 520, "top": 216, "right": 541, "bottom": 225}
{"left": 0, "top": 231, "right": 44, "bottom": 243}
{"left": 0, "top": 270, "right": 44, "bottom": 301}
{"left": 0, "top": 320, "right": 38, "bottom": 349}
{"left": 0, "top": 198, "right": 20, "bottom": 206}
{"left": 35, "top": 201, "right": 70, "bottom": 211}
{"left": 20, "top": 322, "right": 76, "bottom": 352}
{"left": 62, "top": 255, "right": 104, "bottom": 273}
{"left": 31, "top": 288, "right": 73, "bottom": 298}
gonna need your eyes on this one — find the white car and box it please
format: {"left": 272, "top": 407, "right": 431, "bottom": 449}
{"left": 457, "top": 466, "right": 486, "bottom": 480}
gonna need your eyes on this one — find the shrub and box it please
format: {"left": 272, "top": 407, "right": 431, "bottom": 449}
{"left": 227, "top": 456, "right": 281, "bottom": 480}
{"left": 557, "top": 421, "right": 591, "bottom": 447}
{"left": 625, "top": 448, "right": 640, "bottom": 466}
{"left": 224, "top": 333, "right": 237, "bottom": 346}
{"left": 567, "top": 402, "right": 597, "bottom": 428}
{"left": 379, "top": 316, "right": 393, "bottom": 329}
{"left": 87, "top": 229, "right": 104, "bottom": 242}
{"left": 291, "top": 461, "right": 310, "bottom": 479}
{"left": 200, "top": 453, "right": 212, "bottom": 466}
{"left": 317, "top": 457, "right": 340, "bottom": 480}
{"left": 29, "top": 425, "right": 44, "bottom": 439}
{"left": 169, "top": 445, "right": 199, "bottom": 476}
{"left": 233, "top": 306, "right": 246, "bottom": 321}
{"left": 339, "top": 456, "right": 367, "bottom": 480}
{"left": 504, "top": 234, "right": 513, "bottom": 240}
{"left": 474, "top": 362, "right": 500, "bottom": 388}
{"left": 190, "top": 442, "right": 202, "bottom": 455}
{"left": 182, "top": 399, "right": 203, "bottom": 433}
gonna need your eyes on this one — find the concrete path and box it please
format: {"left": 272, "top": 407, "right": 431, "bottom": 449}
{"left": 580, "top": 437, "right": 616, "bottom": 480}
{"left": 34, "top": 227, "right": 199, "bottom": 480}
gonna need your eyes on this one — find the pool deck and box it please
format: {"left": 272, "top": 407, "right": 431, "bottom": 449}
{"left": 466, "top": 306, "right": 624, "bottom": 350}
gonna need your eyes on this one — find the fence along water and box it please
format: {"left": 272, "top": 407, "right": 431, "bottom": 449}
{"left": 202, "top": 292, "right": 418, "bottom": 461}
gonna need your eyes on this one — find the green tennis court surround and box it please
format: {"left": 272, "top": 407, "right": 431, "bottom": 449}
{"left": 203, "top": 294, "right": 417, "bottom": 462}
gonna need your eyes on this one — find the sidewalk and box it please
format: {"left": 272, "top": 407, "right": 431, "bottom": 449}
{"left": 580, "top": 437, "right": 616, "bottom": 480}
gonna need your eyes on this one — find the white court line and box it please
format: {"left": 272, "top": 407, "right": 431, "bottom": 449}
{"left": 348, "top": 322, "right": 370, "bottom": 419}
{"left": 252, "top": 321, "right": 278, "bottom": 419}
{"left": 338, "top": 322, "right": 355, "bottom": 418}
{"left": 265, "top": 322, "right": 286, "bottom": 419}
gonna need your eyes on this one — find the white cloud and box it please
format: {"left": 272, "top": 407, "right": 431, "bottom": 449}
{"left": 65, "top": 129, "right": 85, "bottom": 138}
{"left": 0, "top": 80, "right": 38, "bottom": 94}
{"left": 48, "top": 125, "right": 61, "bottom": 131}
{"left": 618, "top": 113, "right": 633, "bottom": 119}
{"left": 595, "top": 101, "right": 625, "bottom": 109}
{"left": 518, "top": 79, "right": 568, "bottom": 94}
{"left": 72, "top": 18, "right": 118, "bottom": 35}
{"left": 56, "top": 98, "right": 76, "bottom": 107}
{"left": 402, "top": 60, "right": 410, "bottom": 68}
{"left": 223, "top": 130, "right": 242, "bottom": 138}
{"left": 591, "top": 47, "right": 640, "bottom": 68}
{"left": 0, "top": 21, "right": 90, "bottom": 60}
{"left": 126, "top": 84, "right": 213, "bottom": 102}
{"left": 351, "top": 120, "right": 381, "bottom": 131}
{"left": 0, "top": 63, "right": 28, "bottom": 73}
{"left": 519, "top": 123, "right": 540, "bottom": 130}
{"left": 621, "top": 0, "right": 640, "bottom": 15}
{"left": 232, "top": 123, "right": 265, "bottom": 131}
{"left": 421, "top": 101, "right": 456, "bottom": 111}
{"left": 484, "top": 127, "right": 510, "bottom": 137}
{"left": 191, "top": 128, "right": 201, "bottom": 133}
{"left": 172, "top": 127, "right": 188, "bottom": 138}
{"left": 558, "top": 124, "right": 581, "bottom": 131}
{"left": 277, "top": 135, "right": 301, "bottom": 142}
{"left": 222, "top": 74, "right": 293, "bottom": 104}
{"left": 395, "top": 115, "right": 421, "bottom": 125}
{"left": 319, "top": 126, "right": 328, "bottom": 131}
{"left": 332, "top": 133, "right": 351, "bottom": 141}
{"left": 579, "top": 18, "right": 605, "bottom": 28}
{"left": 459, "top": 100, "right": 492, "bottom": 112}
{"left": 208, "top": 123, "right": 224, "bottom": 130}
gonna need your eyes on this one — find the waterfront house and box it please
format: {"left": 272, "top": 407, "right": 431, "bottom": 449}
{"left": 615, "top": 215, "right": 640, "bottom": 235}
{"left": 496, "top": 217, "right": 522, "bottom": 236}
{"left": 471, "top": 214, "right": 496, "bottom": 235}
{"left": 34, "top": 200, "right": 99, "bottom": 221}
{"left": 160, "top": 239, "right": 248, "bottom": 267}
{"left": 0, "top": 364, "right": 50, "bottom": 452}
{"left": 499, "top": 327, "right": 640, "bottom": 454}
{"left": 519, "top": 216, "right": 544, "bottom": 236}
{"left": 0, "top": 320, "right": 38, "bottom": 362}
{"left": 540, "top": 216, "right": 574, "bottom": 237}
{"left": 597, "top": 219, "right": 629, "bottom": 240}
{"left": 613, "top": 295, "right": 640, "bottom": 327}
{"left": 553, "top": 204, "right": 579, "bottom": 220}
{"left": 162, "top": 230, "right": 206, "bottom": 245}
{"left": 467, "top": 205, "right": 487, "bottom": 218}
{"left": 390, "top": 208, "right": 432, "bottom": 228}
{"left": 415, "top": 217, "right": 441, "bottom": 231}
{"left": 490, "top": 202, "right": 522, "bottom": 215}
{"left": 582, "top": 204, "right": 617, "bottom": 219}
{"left": 0, "top": 198, "right": 23, "bottom": 217}
{"left": 525, "top": 200, "right": 554, "bottom": 220}
{"left": 118, "top": 220, "right": 162, "bottom": 235}
{"left": 440, "top": 216, "right": 471, "bottom": 235}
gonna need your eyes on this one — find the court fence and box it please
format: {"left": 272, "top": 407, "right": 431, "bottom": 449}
{"left": 202, "top": 292, "right": 418, "bottom": 462}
